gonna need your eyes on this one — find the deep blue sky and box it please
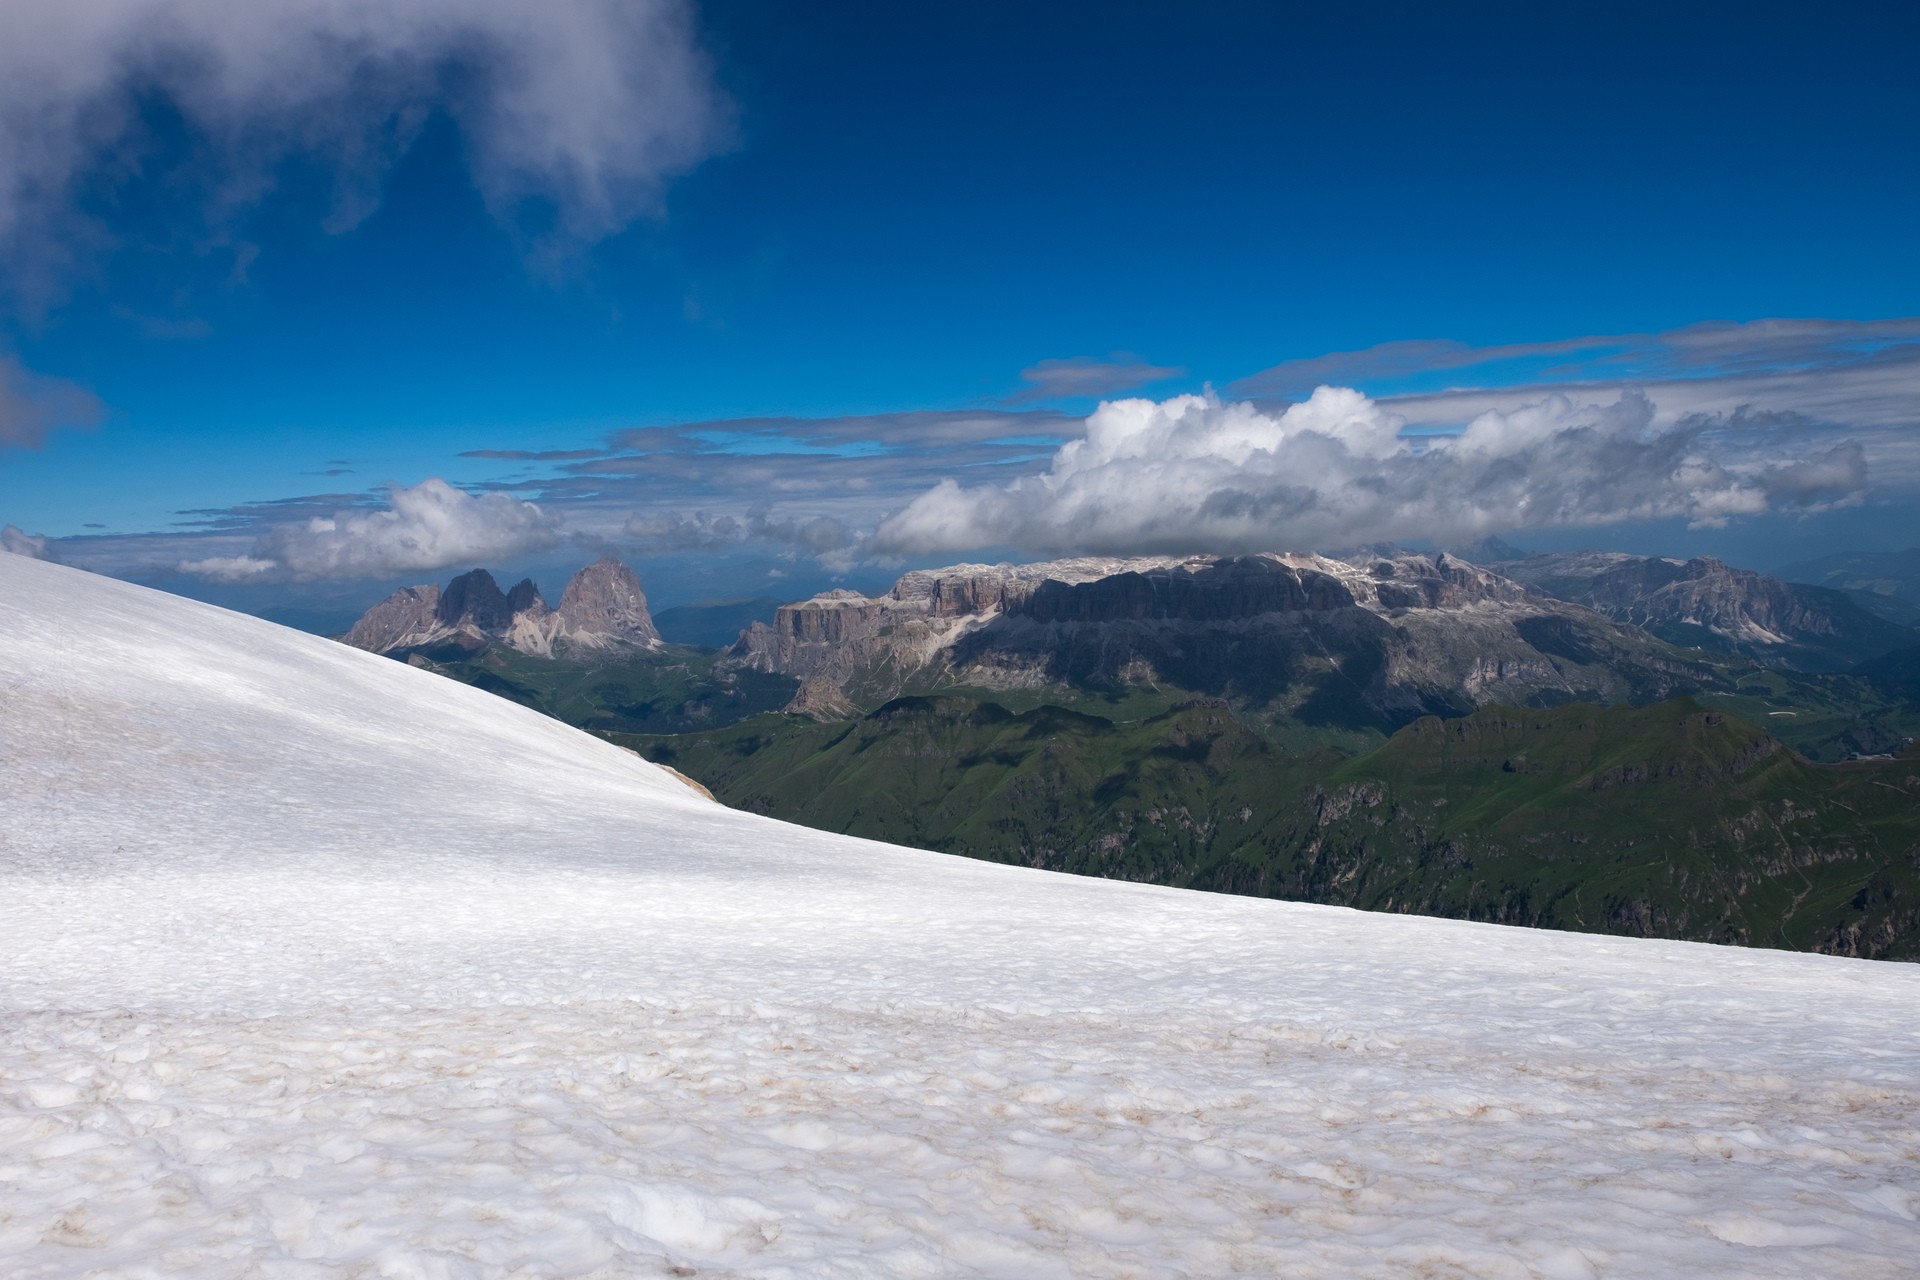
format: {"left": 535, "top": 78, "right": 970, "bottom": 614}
{"left": 1, "top": 0, "right": 1916, "bottom": 612}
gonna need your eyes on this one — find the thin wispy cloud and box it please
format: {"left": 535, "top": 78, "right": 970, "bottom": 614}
{"left": 1009, "top": 355, "right": 1185, "bottom": 404}
{"left": 0, "top": 356, "right": 103, "bottom": 449}
{"left": 1232, "top": 318, "right": 1920, "bottom": 400}
{"left": 460, "top": 447, "right": 609, "bottom": 462}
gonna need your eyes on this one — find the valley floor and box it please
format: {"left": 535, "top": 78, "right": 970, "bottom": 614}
{"left": 3, "top": 553, "right": 1919, "bottom": 1277}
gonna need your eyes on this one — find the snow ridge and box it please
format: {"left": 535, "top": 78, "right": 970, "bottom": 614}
{"left": 2, "top": 554, "right": 1917, "bottom": 1277}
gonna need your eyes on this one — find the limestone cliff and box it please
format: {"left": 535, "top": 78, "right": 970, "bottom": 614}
{"left": 726, "top": 551, "right": 1725, "bottom": 722}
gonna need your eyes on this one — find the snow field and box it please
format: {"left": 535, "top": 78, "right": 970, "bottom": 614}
{"left": 2, "top": 552, "right": 1918, "bottom": 1277}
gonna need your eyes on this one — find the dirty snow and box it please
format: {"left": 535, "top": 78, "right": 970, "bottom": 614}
{"left": 1, "top": 553, "right": 1917, "bottom": 1277}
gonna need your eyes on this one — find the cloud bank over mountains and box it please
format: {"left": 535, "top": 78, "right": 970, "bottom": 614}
{"left": 181, "top": 478, "right": 556, "bottom": 581}
{"left": 0, "top": 0, "right": 727, "bottom": 299}
{"left": 27, "top": 314, "right": 1901, "bottom": 586}
{"left": 160, "top": 380, "right": 1873, "bottom": 584}
{"left": 869, "top": 386, "right": 1868, "bottom": 557}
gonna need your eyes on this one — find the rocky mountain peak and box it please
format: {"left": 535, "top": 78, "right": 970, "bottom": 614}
{"left": 342, "top": 558, "right": 660, "bottom": 658}
{"left": 556, "top": 558, "right": 661, "bottom": 648}
{"left": 341, "top": 583, "right": 441, "bottom": 654}
{"left": 437, "top": 569, "right": 513, "bottom": 632}
{"left": 505, "top": 577, "right": 546, "bottom": 615}
{"left": 1491, "top": 550, "right": 1916, "bottom": 671}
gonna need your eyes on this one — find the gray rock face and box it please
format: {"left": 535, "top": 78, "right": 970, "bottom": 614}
{"left": 726, "top": 551, "right": 1720, "bottom": 722}
{"left": 555, "top": 559, "right": 661, "bottom": 650}
{"left": 342, "top": 584, "right": 441, "bottom": 653}
{"left": 341, "top": 560, "right": 660, "bottom": 659}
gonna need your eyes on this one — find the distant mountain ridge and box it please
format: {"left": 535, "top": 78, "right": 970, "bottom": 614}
{"left": 344, "top": 558, "right": 661, "bottom": 658}
{"left": 1487, "top": 551, "right": 1915, "bottom": 672}
{"left": 1772, "top": 546, "right": 1920, "bottom": 628}
{"left": 725, "top": 550, "right": 1738, "bottom": 728}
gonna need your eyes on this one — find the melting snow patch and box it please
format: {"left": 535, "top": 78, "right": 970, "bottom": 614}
{"left": 2, "top": 554, "right": 1918, "bottom": 1277}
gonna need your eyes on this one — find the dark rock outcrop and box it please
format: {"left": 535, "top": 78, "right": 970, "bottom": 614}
{"left": 437, "top": 570, "right": 514, "bottom": 633}
{"left": 505, "top": 578, "right": 545, "bottom": 615}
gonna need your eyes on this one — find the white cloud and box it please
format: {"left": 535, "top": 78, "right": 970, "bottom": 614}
{"left": 176, "top": 554, "right": 275, "bottom": 581}
{"left": 869, "top": 386, "right": 1869, "bottom": 557}
{"left": 0, "top": 0, "right": 727, "bottom": 286}
{"left": 178, "top": 478, "right": 558, "bottom": 580}
{"left": 2, "top": 524, "right": 58, "bottom": 560}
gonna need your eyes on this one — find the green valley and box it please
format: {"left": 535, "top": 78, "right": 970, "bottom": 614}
{"left": 621, "top": 695, "right": 1920, "bottom": 960}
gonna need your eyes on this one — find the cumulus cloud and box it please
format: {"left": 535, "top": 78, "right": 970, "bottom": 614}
{"left": 1, "top": 356, "right": 103, "bottom": 448}
{"left": 0, "top": 0, "right": 727, "bottom": 292}
{"left": 870, "top": 386, "right": 1870, "bottom": 557}
{"left": 2, "top": 524, "right": 59, "bottom": 560}
{"left": 179, "top": 477, "right": 558, "bottom": 580}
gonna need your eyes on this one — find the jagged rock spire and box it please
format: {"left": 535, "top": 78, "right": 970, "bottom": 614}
{"left": 341, "top": 559, "right": 660, "bottom": 657}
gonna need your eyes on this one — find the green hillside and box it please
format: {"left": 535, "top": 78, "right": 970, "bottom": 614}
{"left": 625, "top": 697, "right": 1920, "bottom": 959}
{"left": 408, "top": 643, "right": 798, "bottom": 735}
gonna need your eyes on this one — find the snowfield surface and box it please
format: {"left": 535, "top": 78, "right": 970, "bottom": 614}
{"left": 2, "top": 554, "right": 1918, "bottom": 1279}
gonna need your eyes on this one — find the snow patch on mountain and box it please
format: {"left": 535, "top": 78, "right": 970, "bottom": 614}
{"left": 2, "top": 553, "right": 1917, "bottom": 1277}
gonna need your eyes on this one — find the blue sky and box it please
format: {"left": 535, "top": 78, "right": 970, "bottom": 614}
{"left": 1, "top": 0, "right": 1916, "bottom": 620}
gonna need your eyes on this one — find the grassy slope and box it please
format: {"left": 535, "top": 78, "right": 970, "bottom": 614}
{"left": 410, "top": 643, "right": 798, "bottom": 735}
{"left": 1696, "top": 668, "right": 1920, "bottom": 760}
{"left": 1210, "top": 701, "right": 1920, "bottom": 957}
{"left": 627, "top": 697, "right": 1920, "bottom": 959}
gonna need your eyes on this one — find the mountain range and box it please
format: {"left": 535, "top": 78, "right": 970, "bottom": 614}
{"left": 1483, "top": 550, "right": 1915, "bottom": 671}
{"left": 1773, "top": 546, "right": 1920, "bottom": 627}
{"left": 329, "top": 544, "right": 1920, "bottom": 958}
{"left": 344, "top": 557, "right": 661, "bottom": 658}
{"left": 723, "top": 551, "right": 1763, "bottom": 730}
